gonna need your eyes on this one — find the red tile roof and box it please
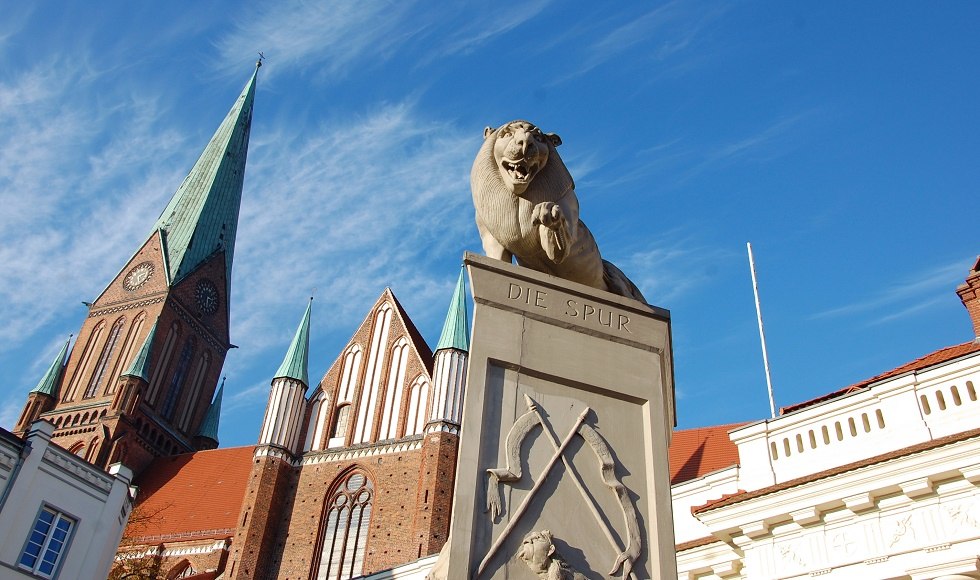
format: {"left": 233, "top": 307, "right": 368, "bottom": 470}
{"left": 125, "top": 445, "right": 256, "bottom": 541}
{"left": 669, "top": 423, "right": 744, "bottom": 485}
{"left": 781, "top": 341, "right": 980, "bottom": 415}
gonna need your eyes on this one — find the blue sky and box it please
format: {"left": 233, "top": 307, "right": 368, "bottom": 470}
{"left": 1, "top": 2, "right": 977, "bottom": 447}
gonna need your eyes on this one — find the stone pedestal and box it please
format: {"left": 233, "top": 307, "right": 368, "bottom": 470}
{"left": 447, "top": 253, "right": 676, "bottom": 579}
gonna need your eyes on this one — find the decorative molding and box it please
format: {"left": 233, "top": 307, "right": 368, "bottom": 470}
{"left": 900, "top": 477, "right": 934, "bottom": 498}
{"left": 42, "top": 447, "right": 113, "bottom": 492}
{"left": 0, "top": 448, "right": 18, "bottom": 469}
{"left": 160, "top": 540, "right": 229, "bottom": 557}
{"left": 791, "top": 507, "right": 821, "bottom": 526}
{"left": 843, "top": 492, "right": 875, "bottom": 513}
{"left": 741, "top": 521, "right": 769, "bottom": 539}
{"left": 89, "top": 295, "right": 166, "bottom": 318}
{"left": 300, "top": 437, "right": 424, "bottom": 467}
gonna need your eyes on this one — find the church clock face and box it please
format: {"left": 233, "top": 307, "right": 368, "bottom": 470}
{"left": 195, "top": 279, "right": 219, "bottom": 315}
{"left": 123, "top": 262, "right": 154, "bottom": 291}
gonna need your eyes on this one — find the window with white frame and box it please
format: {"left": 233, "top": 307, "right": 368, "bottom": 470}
{"left": 19, "top": 506, "right": 76, "bottom": 578}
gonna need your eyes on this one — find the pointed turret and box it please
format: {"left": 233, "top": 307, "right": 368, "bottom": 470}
{"left": 152, "top": 63, "right": 258, "bottom": 291}
{"left": 194, "top": 379, "right": 224, "bottom": 450}
{"left": 111, "top": 321, "right": 158, "bottom": 415}
{"left": 13, "top": 338, "right": 71, "bottom": 436}
{"left": 31, "top": 337, "right": 71, "bottom": 396}
{"left": 259, "top": 300, "right": 314, "bottom": 454}
{"left": 121, "top": 320, "right": 157, "bottom": 382}
{"left": 274, "top": 298, "right": 312, "bottom": 387}
{"left": 435, "top": 268, "right": 469, "bottom": 353}
{"left": 428, "top": 268, "right": 470, "bottom": 432}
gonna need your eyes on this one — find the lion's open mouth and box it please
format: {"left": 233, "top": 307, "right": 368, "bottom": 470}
{"left": 501, "top": 158, "right": 537, "bottom": 183}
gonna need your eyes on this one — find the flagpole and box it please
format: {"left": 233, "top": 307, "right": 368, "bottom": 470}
{"left": 747, "top": 242, "right": 777, "bottom": 419}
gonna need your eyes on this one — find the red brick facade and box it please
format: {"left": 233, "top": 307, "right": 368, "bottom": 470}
{"left": 12, "top": 230, "right": 232, "bottom": 477}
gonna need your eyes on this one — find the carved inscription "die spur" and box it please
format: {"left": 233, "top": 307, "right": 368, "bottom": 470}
{"left": 481, "top": 395, "right": 641, "bottom": 579}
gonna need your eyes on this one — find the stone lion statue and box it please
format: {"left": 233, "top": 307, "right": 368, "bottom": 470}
{"left": 471, "top": 120, "right": 646, "bottom": 303}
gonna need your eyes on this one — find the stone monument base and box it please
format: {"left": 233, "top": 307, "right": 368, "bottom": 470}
{"left": 445, "top": 253, "right": 676, "bottom": 579}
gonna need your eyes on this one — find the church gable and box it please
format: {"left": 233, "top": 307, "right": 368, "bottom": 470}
{"left": 91, "top": 230, "right": 170, "bottom": 308}
{"left": 304, "top": 289, "right": 435, "bottom": 452}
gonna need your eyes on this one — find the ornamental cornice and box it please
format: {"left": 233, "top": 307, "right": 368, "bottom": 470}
{"left": 89, "top": 295, "right": 166, "bottom": 318}
{"left": 299, "top": 437, "right": 424, "bottom": 467}
{"left": 696, "top": 436, "right": 980, "bottom": 533}
{"left": 42, "top": 447, "right": 113, "bottom": 492}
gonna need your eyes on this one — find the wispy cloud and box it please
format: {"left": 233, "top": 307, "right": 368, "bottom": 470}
{"left": 551, "top": 1, "right": 726, "bottom": 85}
{"left": 216, "top": 2, "right": 422, "bottom": 79}
{"left": 811, "top": 259, "right": 968, "bottom": 323}
{"left": 224, "top": 100, "right": 476, "bottom": 380}
{"left": 0, "top": 398, "right": 20, "bottom": 430}
{"left": 0, "top": 60, "right": 188, "bottom": 349}
{"left": 436, "top": 0, "right": 554, "bottom": 57}
{"left": 224, "top": 380, "right": 268, "bottom": 413}
{"left": 618, "top": 232, "right": 735, "bottom": 305}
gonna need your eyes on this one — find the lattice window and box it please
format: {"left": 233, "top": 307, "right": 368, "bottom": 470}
{"left": 313, "top": 471, "right": 374, "bottom": 580}
{"left": 18, "top": 506, "right": 75, "bottom": 579}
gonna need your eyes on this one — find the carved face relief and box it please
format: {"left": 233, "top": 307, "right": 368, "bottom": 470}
{"left": 492, "top": 121, "right": 552, "bottom": 195}
{"left": 519, "top": 530, "right": 555, "bottom": 575}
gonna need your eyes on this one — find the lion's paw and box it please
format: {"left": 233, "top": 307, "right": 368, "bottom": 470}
{"left": 532, "top": 202, "right": 564, "bottom": 229}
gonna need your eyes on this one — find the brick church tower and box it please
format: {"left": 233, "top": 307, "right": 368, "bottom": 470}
{"left": 12, "top": 64, "right": 260, "bottom": 476}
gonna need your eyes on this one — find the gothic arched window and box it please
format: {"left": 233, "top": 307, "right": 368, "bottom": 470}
{"left": 64, "top": 321, "right": 105, "bottom": 402}
{"left": 160, "top": 337, "right": 195, "bottom": 420}
{"left": 84, "top": 316, "right": 125, "bottom": 398}
{"left": 105, "top": 312, "right": 146, "bottom": 396}
{"left": 313, "top": 471, "right": 374, "bottom": 580}
{"left": 147, "top": 322, "right": 181, "bottom": 404}
{"left": 328, "top": 404, "right": 351, "bottom": 448}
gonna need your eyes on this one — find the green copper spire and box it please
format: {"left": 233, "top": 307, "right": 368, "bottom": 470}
{"left": 121, "top": 321, "right": 158, "bottom": 382}
{"left": 274, "top": 298, "right": 312, "bottom": 387}
{"left": 31, "top": 337, "right": 71, "bottom": 396}
{"left": 152, "top": 63, "right": 259, "bottom": 290}
{"left": 196, "top": 378, "right": 224, "bottom": 442}
{"left": 435, "top": 268, "right": 469, "bottom": 352}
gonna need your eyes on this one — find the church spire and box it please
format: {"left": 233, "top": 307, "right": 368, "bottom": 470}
{"left": 13, "top": 337, "right": 71, "bottom": 436}
{"left": 435, "top": 268, "right": 469, "bottom": 352}
{"left": 30, "top": 337, "right": 71, "bottom": 396}
{"left": 427, "top": 268, "right": 470, "bottom": 432}
{"left": 274, "top": 298, "right": 312, "bottom": 388}
{"left": 152, "top": 63, "right": 258, "bottom": 290}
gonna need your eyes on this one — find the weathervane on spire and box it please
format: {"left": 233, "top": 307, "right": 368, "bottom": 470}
{"left": 257, "top": 52, "right": 265, "bottom": 68}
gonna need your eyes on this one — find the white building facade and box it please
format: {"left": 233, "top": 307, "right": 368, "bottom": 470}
{"left": 0, "top": 421, "right": 135, "bottom": 579}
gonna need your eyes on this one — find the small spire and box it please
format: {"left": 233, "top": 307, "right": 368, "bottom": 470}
{"left": 435, "top": 267, "right": 469, "bottom": 352}
{"left": 196, "top": 378, "right": 224, "bottom": 443}
{"left": 274, "top": 298, "right": 312, "bottom": 387}
{"left": 30, "top": 336, "right": 71, "bottom": 396}
{"left": 121, "top": 321, "right": 158, "bottom": 382}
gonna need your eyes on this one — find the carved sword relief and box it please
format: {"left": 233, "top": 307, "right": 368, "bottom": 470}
{"left": 481, "top": 395, "right": 641, "bottom": 579}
